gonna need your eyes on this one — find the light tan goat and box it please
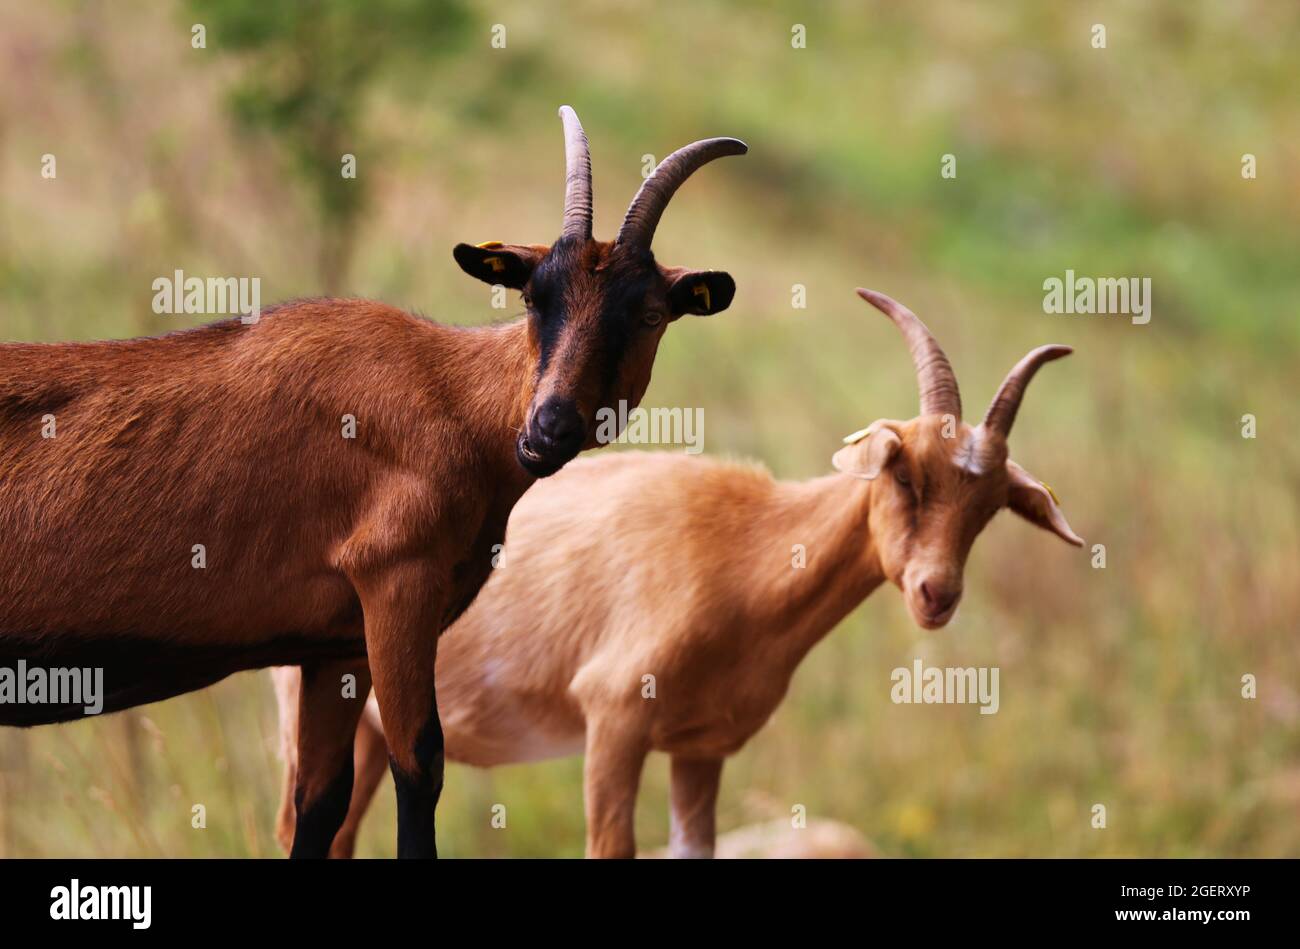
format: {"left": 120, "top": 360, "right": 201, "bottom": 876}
{"left": 275, "top": 288, "right": 1082, "bottom": 858}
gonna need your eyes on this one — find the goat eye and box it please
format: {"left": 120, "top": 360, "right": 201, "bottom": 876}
{"left": 894, "top": 467, "right": 910, "bottom": 487}
{"left": 521, "top": 292, "right": 533, "bottom": 308}
{"left": 643, "top": 310, "right": 665, "bottom": 328}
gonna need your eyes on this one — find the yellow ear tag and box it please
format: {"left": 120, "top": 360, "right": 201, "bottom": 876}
{"left": 692, "top": 283, "right": 712, "bottom": 311}
{"left": 842, "top": 426, "right": 874, "bottom": 445}
{"left": 1040, "top": 481, "right": 1061, "bottom": 505}
{"left": 484, "top": 256, "right": 506, "bottom": 273}
{"left": 475, "top": 240, "right": 504, "bottom": 249}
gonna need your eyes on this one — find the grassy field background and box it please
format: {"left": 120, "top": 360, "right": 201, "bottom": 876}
{"left": 1, "top": 0, "right": 1297, "bottom": 857}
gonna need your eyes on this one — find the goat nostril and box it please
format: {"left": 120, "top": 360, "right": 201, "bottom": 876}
{"left": 533, "top": 400, "right": 584, "bottom": 447}
{"left": 919, "top": 580, "right": 959, "bottom": 615}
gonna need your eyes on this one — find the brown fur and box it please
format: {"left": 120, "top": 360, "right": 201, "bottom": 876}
{"left": 0, "top": 291, "right": 698, "bottom": 855}
{"left": 2, "top": 106, "right": 743, "bottom": 857}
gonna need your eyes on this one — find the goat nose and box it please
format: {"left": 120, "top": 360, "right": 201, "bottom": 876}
{"left": 920, "top": 579, "right": 961, "bottom": 615}
{"left": 532, "top": 398, "right": 585, "bottom": 449}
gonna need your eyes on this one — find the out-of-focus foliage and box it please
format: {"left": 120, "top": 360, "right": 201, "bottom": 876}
{"left": 186, "top": 0, "right": 471, "bottom": 287}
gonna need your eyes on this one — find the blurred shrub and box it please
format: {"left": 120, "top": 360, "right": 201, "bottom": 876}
{"left": 186, "top": 0, "right": 472, "bottom": 288}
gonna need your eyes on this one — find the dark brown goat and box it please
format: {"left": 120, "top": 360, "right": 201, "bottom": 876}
{"left": 0, "top": 106, "right": 745, "bottom": 857}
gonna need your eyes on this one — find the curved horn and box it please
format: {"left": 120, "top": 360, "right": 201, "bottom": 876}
{"left": 856, "top": 288, "right": 962, "bottom": 419}
{"left": 615, "top": 137, "right": 748, "bottom": 251}
{"left": 981, "top": 345, "right": 1073, "bottom": 437}
{"left": 558, "top": 105, "right": 593, "bottom": 240}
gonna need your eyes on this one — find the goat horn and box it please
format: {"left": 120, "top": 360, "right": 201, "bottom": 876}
{"left": 856, "top": 288, "right": 962, "bottom": 419}
{"left": 981, "top": 345, "right": 1073, "bottom": 437}
{"left": 559, "top": 106, "right": 593, "bottom": 240}
{"left": 615, "top": 137, "right": 748, "bottom": 252}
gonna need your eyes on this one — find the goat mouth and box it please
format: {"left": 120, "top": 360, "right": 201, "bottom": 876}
{"left": 915, "top": 603, "right": 959, "bottom": 629}
{"left": 515, "top": 433, "right": 567, "bottom": 478}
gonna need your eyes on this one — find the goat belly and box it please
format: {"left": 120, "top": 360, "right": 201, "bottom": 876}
{"left": 0, "top": 629, "right": 365, "bottom": 726}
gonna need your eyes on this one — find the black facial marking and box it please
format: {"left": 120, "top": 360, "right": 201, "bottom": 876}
{"left": 527, "top": 241, "right": 660, "bottom": 389}
{"left": 526, "top": 240, "right": 577, "bottom": 374}
{"left": 592, "top": 259, "right": 657, "bottom": 390}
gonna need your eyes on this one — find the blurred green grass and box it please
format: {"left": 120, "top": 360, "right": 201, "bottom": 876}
{"left": 1, "top": 0, "right": 1297, "bottom": 857}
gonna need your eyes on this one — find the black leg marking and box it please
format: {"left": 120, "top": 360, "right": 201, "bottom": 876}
{"left": 289, "top": 753, "right": 354, "bottom": 859}
{"left": 392, "top": 702, "right": 445, "bottom": 859}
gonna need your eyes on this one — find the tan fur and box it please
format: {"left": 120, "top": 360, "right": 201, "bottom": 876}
{"left": 275, "top": 424, "right": 1079, "bottom": 856}
{"left": 271, "top": 289, "right": 1082, "bottom": 857}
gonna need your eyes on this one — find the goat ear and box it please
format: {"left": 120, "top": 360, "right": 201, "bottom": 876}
{"left": 666, "top": 270, "right": 736, "bottom": 316}
{"left": 453, "top": 242, "right": 544, "bottom": 290}
{"left": 1006, "top": 460, "right": 1084, "bottom": 547}
{"left": 832, "top": 424, "right": 901, "bottom": 480}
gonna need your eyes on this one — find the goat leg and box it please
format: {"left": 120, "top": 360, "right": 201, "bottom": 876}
{"left": 669, "top": 755, "right": 723, "bottom": 858}
{"left": 582, "top": 716, "right": 649, "bottom": 858}
{"left": 356, "top": 562, "right": 446, "bottom": 859}
{"left": 288, "top": 658, "right": 371, "bottom": 858}
{"left": 328, "top": 701, "right": 389, "bottom": 858}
